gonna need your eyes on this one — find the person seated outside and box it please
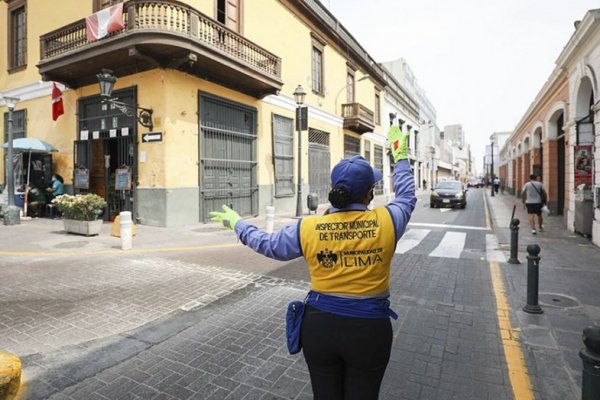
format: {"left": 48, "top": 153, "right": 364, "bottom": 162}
{"left": 28, "top": 186, "right": 47, "bottom": 218}
{"left": 45, "top": 174, "right": 65, "bottom": 218}
{"left": 45, "top": 174, "right": 65, "bottom": 200}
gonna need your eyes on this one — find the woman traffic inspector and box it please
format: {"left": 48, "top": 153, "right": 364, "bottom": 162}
{"left": 210, "top": 119, "right": 416, "bottom": 400}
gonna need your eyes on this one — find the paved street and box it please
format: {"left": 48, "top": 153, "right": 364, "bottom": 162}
{"left": 1, "top": 188, "right": 599, "bottom": 399}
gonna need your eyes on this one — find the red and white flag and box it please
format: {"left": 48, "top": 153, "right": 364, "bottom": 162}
{"left": 85, "top": 3, "right": 124, "bottom": 42}
{"left": 52, "top": 82, "right": 64, "bottom": 121}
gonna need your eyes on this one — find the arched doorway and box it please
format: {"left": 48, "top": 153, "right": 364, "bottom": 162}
{"left": 547, "top": 110, "right": 565, "bottom": 215}
{"left": 573, "top": 76, "right": 595, "bottom": 236}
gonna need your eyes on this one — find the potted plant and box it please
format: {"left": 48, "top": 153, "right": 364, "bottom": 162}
{"left": 52, "top": 193, "right": 107, "bottom": 236}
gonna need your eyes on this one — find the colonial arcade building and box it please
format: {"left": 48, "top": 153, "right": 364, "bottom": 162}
{"left": 499, "top": 9, "right": 600, "bottom": 246}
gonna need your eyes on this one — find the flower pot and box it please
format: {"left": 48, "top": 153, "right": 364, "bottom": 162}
{"left": 63, "top": 219, "right": 103, "bottom": 236}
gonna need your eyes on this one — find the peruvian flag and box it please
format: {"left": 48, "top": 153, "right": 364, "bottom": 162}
{"left": 85, "top": 3, "right": 124, "bottom": 42}
{"left": 52, "top": 82, "right": 64, "bottom": 121}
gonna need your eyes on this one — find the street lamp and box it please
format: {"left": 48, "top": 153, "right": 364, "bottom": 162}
{"left": 293, "top": 84, "right": 307, "bottom": 217}
{"left": 3, "top": 96, "right": 21, "bottom": 225}
{"left": 490, "top": 136, "right": 495, "bottom": 197}
{"left": 429, "top": 146, "right": 436, "bottom": 189}
{"left": 97, "top": 69, "right": 154, "bottom": 131}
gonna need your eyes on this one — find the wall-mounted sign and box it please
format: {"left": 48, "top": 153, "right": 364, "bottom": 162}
{"left": 74, "top": 168, "right": 90, "bottom": 189}
{"left": 574, "top": 145, "right": 593, "bottom": 189}
{"left": 115, "top": 167, "right": 132, "bottom": 191}
{"left": 142, "top": 132, "right": 162, "bottom": 143}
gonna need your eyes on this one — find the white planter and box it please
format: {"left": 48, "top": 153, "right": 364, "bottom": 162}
{"left": 63, "top": 219, "right": 103, "bottom": 236}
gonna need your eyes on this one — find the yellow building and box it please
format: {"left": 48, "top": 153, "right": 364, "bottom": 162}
{"left": 1, "top": 0, "right": 390, "bottom": 227}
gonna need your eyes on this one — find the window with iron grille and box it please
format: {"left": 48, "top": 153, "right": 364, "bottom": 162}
{"left": 344, "top": 135, "right": 360, "bottom": 158}
{"left": 3, "top": 109, "right": 26, "bottom": 143}
{"left": 272, "top": 114, "right": 294, "bottom": 197}
{"left": 309, "top": 128, "right": 329, "bottom": 145}
{"left": 374, "top": 144, "right": 384, "bottom": 195}
{"left": 364, "top": 139, "right": 371, "bottom": 163}
{"left": 8, "top": 0, "right": 27, "bottom": 70}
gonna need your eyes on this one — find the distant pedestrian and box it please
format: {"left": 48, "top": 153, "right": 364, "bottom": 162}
{"left": 422, "top": 179, "right": 427, "bottom": 190}
{"left": 522, "top": 174, "right": 546, "bottom": 234}
{"left": 210, "top": 123, "right": 416, "bottom": 399}
{"left": 493, "top": 177, "right": 500, "bottom": 193}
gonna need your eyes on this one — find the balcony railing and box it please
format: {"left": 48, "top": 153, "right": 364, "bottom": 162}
{"left": 342, "top": 103, "right": 375, "bottom": 134}
{"left": 39, "top": 0, "right": 282, "bottom": 94}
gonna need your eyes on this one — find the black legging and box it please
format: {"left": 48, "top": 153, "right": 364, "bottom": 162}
{"left": 301, "top": 304, "right": 393, "bottom": 400}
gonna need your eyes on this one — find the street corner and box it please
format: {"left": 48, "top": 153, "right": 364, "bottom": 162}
{"left": 0, "top": 351, "right": 22, "bottom": 400}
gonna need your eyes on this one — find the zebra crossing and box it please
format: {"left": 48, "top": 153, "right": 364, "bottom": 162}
{"left": 395, "top": 225, "right": 506, "bottom": 262}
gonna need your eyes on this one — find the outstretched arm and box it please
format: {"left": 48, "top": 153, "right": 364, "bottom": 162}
{"left": 385, "top": 126, "right": 417, "bottom": 241}
{"left": 209, "top": 205, "right": 303, "bottom": 261}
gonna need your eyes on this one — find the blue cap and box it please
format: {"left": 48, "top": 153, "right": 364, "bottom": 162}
{"left": 330, "top": 155, "right": 383, "bottom": 202}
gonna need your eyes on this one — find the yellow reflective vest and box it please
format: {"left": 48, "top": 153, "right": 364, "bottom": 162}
{"left": 299, "top": 207, "right": 396, "bottom": 296}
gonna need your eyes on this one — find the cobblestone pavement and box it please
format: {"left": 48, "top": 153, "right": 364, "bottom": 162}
{"left": 1, "top": 190, "right": 599, "bottom": 399}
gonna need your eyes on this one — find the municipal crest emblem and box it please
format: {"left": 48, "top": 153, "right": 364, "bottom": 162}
{"left": 316, "top": 249, "right": 338, "bottom": 269}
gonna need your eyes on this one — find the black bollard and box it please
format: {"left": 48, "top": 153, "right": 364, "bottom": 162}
{"left": 508, "top": 218, "right": 521, "bottom": 264}
{"left": 523, "top": 244, "right": 543, "bottom": 314}
{"left": 580, "top": 326, "right": 600, "bottom": 400}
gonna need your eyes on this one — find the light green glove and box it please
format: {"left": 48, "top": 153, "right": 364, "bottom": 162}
{"left": 209, "top": 205, "right": 241, "bottom": 230}
{"left": 387, "top": 126, "right": 409, "bottom": 161}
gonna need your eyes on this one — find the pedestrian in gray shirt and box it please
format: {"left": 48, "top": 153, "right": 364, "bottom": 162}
{"left": 521, "top": 174, "right": 546, "bottom": 234}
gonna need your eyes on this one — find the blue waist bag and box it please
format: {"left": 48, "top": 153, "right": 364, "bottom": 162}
{"left": 285, "top": 300, "right": 305, "bottom": 355}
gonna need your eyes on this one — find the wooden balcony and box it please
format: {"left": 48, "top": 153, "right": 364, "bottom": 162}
{"left": 341, "top": 103, "right": 375, "bottom": 134}
{"left": 37, "top": 0, "right": 282, "bottom": 98}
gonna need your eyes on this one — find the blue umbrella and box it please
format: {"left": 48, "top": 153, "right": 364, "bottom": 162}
{"left": 2, "top": 138, "right": 58, "bottom": 217}
{"left": 2, "top": 137, "right": 58, "bottom": 153}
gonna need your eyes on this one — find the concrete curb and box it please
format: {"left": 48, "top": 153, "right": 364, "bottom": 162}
{"left": 0, "top": 352, "right": 21, "bottom": 400}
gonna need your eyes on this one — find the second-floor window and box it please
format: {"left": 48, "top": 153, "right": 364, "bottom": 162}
{"left": 93, "top": 0, "right": 121, "bottom": 11}
{"left": 217, "top": 0, "right": 241, "bottom": 33}
{"left": 312, "top": 46, "right": 323, "bottom": 94}
{"left": 374, "top": 92, "right": 381, "bottom": 125}
{"left": 8, "top": 0, "right": 27, "bottom": 70}
{"left": 346, "top": 72, "right": 355, "bottom": 104}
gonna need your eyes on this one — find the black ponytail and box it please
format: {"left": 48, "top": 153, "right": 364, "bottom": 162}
{"left": 328, "top": 185, "right": 352, "bottom": 209}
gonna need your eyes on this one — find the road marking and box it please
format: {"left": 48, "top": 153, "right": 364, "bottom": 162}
{"left": 408, "top": 222, "right": 490, "bottom": 231}
{"left": 430, "top": 232, "right": 466, "bottom": 258}
{"left": 489, "top": 261, "right": 534, "bottom": 399}
{"left": 0, "top": 243, "right": 241, "bottom": 258}
{"left": 439, "top": 208, "right": 452, "bottom": 213}
{"left": 395, "top": 229, "right": 430, "bottom": 254}
{"left": 483, "top": 191, "right": 492, "bottom": 229}
{"left": 486, "top": 234, "right": 507, "bottom": 263}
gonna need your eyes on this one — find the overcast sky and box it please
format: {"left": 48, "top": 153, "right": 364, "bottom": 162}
{"left": 324, "top": 0, "right": 598, "bottom": 175}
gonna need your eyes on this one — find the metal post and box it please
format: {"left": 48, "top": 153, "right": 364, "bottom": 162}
{"left": 295, "top": 105, "right": 303, "bottom": 218}
{"left": 3, "top": 101, "right": 21, "bottom": 225}
{"left": 523, "top": 244, "right": 543, "bottom": 314}
{"left": 119, "top": 211, "right": 132, "bottom": 250}
{"left": 490, "top": 139, "right": 495, "bottom": 197}
{"left": 580, "top": 326, "right": 600, "bottom": 400}
{"left": 508, "top": 218, "right": 521, "bottom": 264}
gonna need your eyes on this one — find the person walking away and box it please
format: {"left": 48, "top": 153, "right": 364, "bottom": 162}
{"left": 493, "top": 177, "right": 500, "bottom": 193}
{"left": 210, "top": 123, "right": 416, "bottom": 400}
{"left": 522, "top": 174, "right": 545, "bottom": 234}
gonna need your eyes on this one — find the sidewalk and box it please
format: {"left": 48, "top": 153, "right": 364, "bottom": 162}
{"left": 486, "top": 189, "right": 600, "bottom": 399}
